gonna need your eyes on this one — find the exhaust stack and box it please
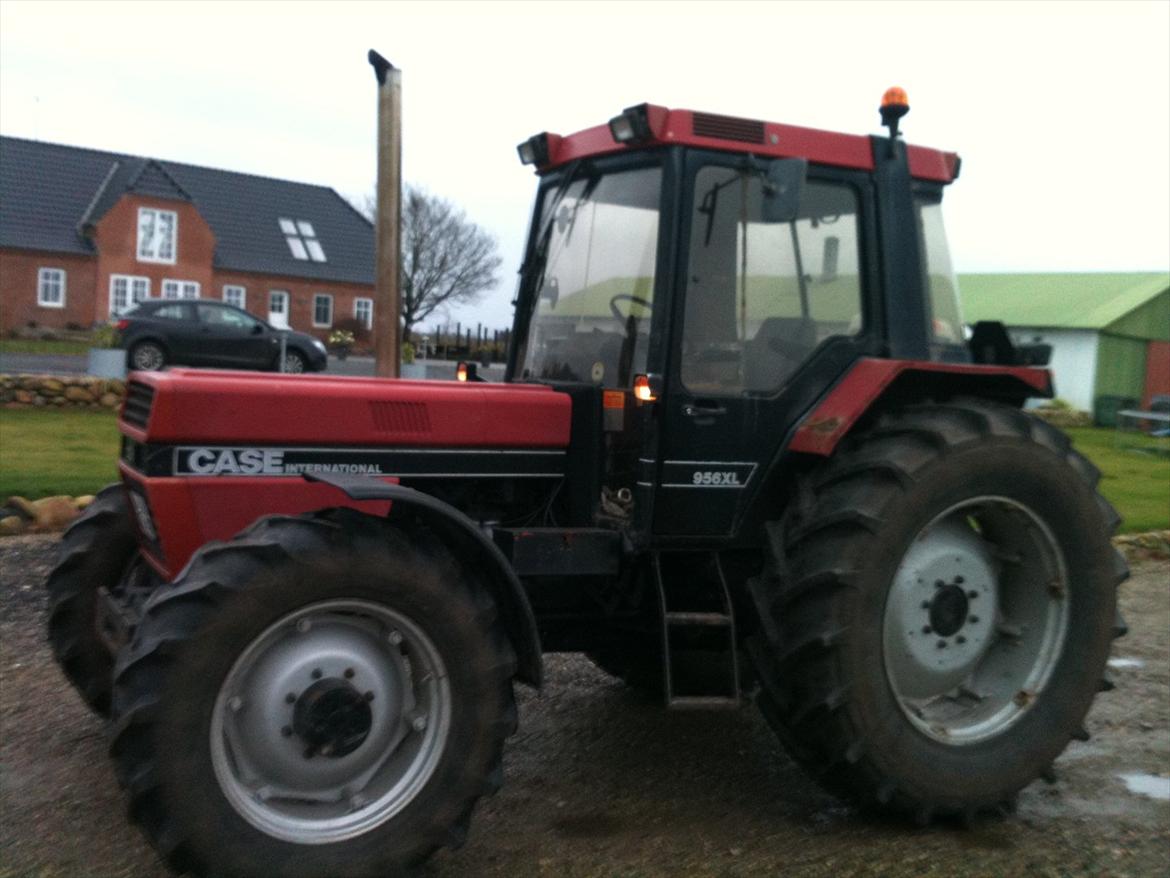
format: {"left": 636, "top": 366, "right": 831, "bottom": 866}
{"left": 368, "top": 49, "right": 402, "bottom": 378}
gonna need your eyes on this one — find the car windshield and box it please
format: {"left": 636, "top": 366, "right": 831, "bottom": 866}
{"left": 515, "top": 165, "right": 662, "bottom": 387}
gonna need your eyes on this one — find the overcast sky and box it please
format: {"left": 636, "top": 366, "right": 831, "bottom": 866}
{"left": 2, "top": 0, "right": 1167, "bottom": 331}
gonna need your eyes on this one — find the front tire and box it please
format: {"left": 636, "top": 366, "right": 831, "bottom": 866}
{"left": 748, "top": 400, "right": 1128, "bottom": 822}
{"left": 129, "top": 341, "right": 166, "bottom": 371}
{"left": 46, "top": 484, "right": 138, "bottom": 715}
{"left": 110, "top": 510, "right": 517, "bottom": 878}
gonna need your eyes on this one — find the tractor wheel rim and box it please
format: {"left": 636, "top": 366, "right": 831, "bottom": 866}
{"left": 133, "top": 346, "right": 163, "bottom": 370}
{"left": 882, "top": 496, "right": 1069, "bottom": 745}
{"left": 210, "top": 599, "right": 451, "bottom": 843}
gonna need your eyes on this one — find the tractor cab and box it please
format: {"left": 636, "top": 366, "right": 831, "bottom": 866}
{"left": 507, "top": 97, "right": 972, "bottom": 540}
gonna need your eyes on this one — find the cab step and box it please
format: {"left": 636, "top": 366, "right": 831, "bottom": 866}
{"left": 654, "top": 551, "right": 741, "bottom": 709}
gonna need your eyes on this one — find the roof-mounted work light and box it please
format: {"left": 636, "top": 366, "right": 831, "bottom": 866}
{"left": 516, "top": 132, "right": 562, "bottom": 167}
{"left": 608, "top": 103, "right": 656, "bottom": 145}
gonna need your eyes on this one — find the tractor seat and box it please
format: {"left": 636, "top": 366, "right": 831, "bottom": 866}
{"left": 743, "top": 317, "right": 818, "bottom": 392}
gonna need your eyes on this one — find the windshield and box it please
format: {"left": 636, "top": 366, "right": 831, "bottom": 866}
{"left": 516, "top": 165, "right": 662, "bottom": 387}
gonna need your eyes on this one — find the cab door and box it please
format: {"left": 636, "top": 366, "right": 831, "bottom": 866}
{"left": 652, "top": 153, "right": 873, "bottom": 537}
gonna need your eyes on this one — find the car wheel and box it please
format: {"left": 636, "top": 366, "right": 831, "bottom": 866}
{"left": 280, "top": 350, "right": 306, "bottom": 373}
{"left": 129, "top": 341, "right": 166, "bottom": 371}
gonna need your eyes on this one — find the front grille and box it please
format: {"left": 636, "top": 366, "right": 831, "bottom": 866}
{"left": 692, "top": 112, "right": 766, "bottom": 144}
{"left": 122, "top": 381, "right": 155, "bottom": 429}
{"left": 370, "top": 401, "right": 432, "bottom": 435}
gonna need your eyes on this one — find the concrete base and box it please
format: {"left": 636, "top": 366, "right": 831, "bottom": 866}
{"left": 87, "top": 348, "right": 127, "bottom": 379}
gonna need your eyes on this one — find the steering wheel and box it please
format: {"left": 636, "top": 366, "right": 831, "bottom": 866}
{"left": 609, "top": 294, "right": 652, "bottom": 328}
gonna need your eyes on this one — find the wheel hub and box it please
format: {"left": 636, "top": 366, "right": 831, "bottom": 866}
{"left": 292, "top": 678, "right": 373, "bottom": 758}
{"left": 883, "top": 497, "right": 1071, "bottom": 745}
{"left": 210, "top": 600, "right": 452, "bottom": 843}
{"left": 928, "top": 584, "right": 970, "bottom": 637}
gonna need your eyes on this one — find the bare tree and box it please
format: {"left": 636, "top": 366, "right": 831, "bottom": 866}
{"left": 360, "top": 186, "right": 501, "bottom": 344}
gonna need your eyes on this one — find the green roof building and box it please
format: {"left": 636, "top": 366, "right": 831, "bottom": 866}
{"left": 959, "top": 273, "right": 1170, "bottom": 419}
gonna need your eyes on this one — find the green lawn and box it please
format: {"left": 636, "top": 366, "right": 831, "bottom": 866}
{"left": 0, "top": 338, "right": 93, "bottom": 355}
{"left": 0, "top": 410, "right": 1166, "bottom": 534}
{"left": 1066, "top": 427, "right": 1170, "bottom": 533}
{"left": 0, "top": 409, "right": 120, "bottom": 499}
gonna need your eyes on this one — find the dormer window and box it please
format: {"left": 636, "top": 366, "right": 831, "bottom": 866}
{"left": 138, "top": 207, "right": 178, "bottom": 264}
{"left": 279, "top": 217, "right": 326, "bottom": 262}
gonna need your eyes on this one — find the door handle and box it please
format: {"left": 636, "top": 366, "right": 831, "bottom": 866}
{"left": 682, "top": 401, "right": 726, "bottom": 417}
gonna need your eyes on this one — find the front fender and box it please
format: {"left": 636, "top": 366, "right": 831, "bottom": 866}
{"left": 304, "top": 473, "right": 543, "bottom": 688}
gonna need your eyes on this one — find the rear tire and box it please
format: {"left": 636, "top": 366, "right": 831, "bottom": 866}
{"left": 109, "top": 509, "right": 517, "bottom": 878}
{"left": 747, "top": 400, "right": 1128, "bottom": 822}
{"left": 46, "top": 484, "right": 138, "bottom": 716}
{"left": 279, "top": 350, "right": 306, "bottom": 373}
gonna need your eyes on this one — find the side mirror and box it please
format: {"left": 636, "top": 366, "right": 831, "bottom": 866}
{"left": 760, "top": 158, "right": 807, "bottom": 223}
{"left": 252, "top": 323, "right": 264, "bottom": 335}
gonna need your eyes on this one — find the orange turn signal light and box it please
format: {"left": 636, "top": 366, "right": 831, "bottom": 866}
{"left": 633, "top": 374, "right": 657, "bottom": 402}
{"left": 881, "top": 86, "right": 908, "bottom": 110}
{"left": 456, "top": 362, "right": 468, "bottom": 382}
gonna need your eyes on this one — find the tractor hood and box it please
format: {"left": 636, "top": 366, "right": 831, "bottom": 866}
{"left": 119, "top": 369, "right": 571, "bottom": 448}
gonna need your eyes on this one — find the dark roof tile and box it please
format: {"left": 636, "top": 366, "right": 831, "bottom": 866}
{"left": 0, "top": 136, "right": 374, "bottom": 285}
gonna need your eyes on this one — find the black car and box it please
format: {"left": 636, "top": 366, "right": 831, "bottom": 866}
{"left": 116, "top": 299, "right": 328, "bottom": 373}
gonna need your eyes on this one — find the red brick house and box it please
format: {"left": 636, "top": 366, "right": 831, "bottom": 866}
{"left": 0, "top": 136, "right": 375, "bottom": 340}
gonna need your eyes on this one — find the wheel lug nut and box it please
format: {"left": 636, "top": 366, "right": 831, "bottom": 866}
{"left": 968, "top": 591, "right": 978, "bottom": 600}
{"left": 922, "top": 625, "right": 933, "bottom": 634}
{"left": 934, "top": 580, "right": 944, "bottom": 589}
{"left": 921, "top": 601, "right": 931, "bottom": 610}
{"left": 296, "top": 619, "right": 311, "bottom": 633}
{"left": 388, "top": 630, "right": 404, "bottom": 646}
{"left": 364, "top": 691, "right": 375, "bottom": 702}
{"left": 281, "top": 725, "right": 293, "bottom": 737}
{"left": 311, "top": 668, "right": 323, "bottom": 680}
{"left": 285, "top": 692, "right": 297, "bottom": 704}
{"left": 955, "top": 576, "right": 965, "bottom": 584}
{"left": 969, "top": 615, "right": 979, "bottom": 624}
{"left": 937, "top": 640, "right": 947, "bottom": 649}
{"left": 411, "top": 713, "right": 427, "bottom": 732}
{"left": 957, "top": 636, "right": 967, "bottom": 645}
{"left": 228, "top": 696, "right": 244, "bottom": 712}
{"left": 344, "top": 668, "right": 355, "bottom": 679}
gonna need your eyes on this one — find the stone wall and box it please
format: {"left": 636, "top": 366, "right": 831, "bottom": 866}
{"left": 0, "top": 374, "right": 124, "bottom": 409}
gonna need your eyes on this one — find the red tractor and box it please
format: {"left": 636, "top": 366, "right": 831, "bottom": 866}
{"left": 48, "top": 90, "right": 1126, "bottom": 878}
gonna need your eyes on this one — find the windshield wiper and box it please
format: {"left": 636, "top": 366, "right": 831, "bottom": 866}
{"left": 517, "top": 160, "right": 585, "bottom": 290}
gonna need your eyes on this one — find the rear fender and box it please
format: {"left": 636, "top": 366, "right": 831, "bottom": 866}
{"left": 788, "top": 357, "right": 1053, "bottom": 457}
{"left": 305, "top": 473, "right": 543, "bottom": 688}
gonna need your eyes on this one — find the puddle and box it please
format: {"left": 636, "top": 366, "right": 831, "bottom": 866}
{"left": 1118, "top": 773, "right": 1170, "bottom": 801}
{"left": 1107, "top": 657, "right": 1145, "bottom": 669}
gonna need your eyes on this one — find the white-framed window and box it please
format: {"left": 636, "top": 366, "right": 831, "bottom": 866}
{"left": 222, "top": 285, "right": 246, "bottom": 309}
{"left": 137, "top": 207, "right": 178, "bottom": 264}
{"left": 312, "top": 293, "right": 333, "bottom": 328}
{"left": 37, "top": 267, "right": 66, "bottom": 308}
{"left": 354, "top": 297, "right": 373, "bottom": 330}
{"left": 279, "top": 217, "right": 327, "bottom": 263}
{"left": 109, "top": 274, "right": 150, "bottom": 316}
{"left": 162, "top": 279, "right": 200, "bottom": 299}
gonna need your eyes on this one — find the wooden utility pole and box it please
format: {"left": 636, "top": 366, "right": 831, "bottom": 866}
{"left": 368, "top": 49, "right": 401, "bottom": 378}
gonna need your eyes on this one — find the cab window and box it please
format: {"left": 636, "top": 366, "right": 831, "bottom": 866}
{"left": 681, "top": 168, "right": 863, "bottom": 395}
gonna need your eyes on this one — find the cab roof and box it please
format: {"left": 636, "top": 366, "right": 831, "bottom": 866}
{"left": 535, "top": 104, "right": 960, "bottom": 184}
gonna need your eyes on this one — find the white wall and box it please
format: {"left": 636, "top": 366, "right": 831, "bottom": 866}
{"left": 1009, "top": 328, "right": 1099, "bottom": 411}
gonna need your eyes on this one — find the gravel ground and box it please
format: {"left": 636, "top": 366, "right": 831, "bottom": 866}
{"left": 1, "top": 535, "right": 1166, "bottom": 878}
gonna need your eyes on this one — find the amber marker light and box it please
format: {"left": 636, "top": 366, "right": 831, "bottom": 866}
{"left": 456, "top": 362, "right": 468, "bottom": 382}
{"left": 633, "top": 374, "right": 657, "bottom": 402}
{"left": 881, "top": 86, "right": 909, "bottom": 111}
